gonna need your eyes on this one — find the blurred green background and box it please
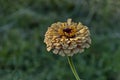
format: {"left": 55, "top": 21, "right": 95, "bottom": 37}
{"left": 0, "top": 0, "right": 120, "bottom": 80}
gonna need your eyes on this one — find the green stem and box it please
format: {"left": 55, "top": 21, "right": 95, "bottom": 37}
{"left": 67, "top": 56, "right": 81, "bottom": 80}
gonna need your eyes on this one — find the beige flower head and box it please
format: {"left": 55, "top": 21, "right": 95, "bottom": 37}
{"left": 44, "top": 19, "right": 91, "bottom": 56}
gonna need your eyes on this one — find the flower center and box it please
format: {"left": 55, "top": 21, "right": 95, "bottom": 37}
{"left": 63, "top": 28, "right": 72, "bottom": 33}
{"left": 58, "top": 26, "right": 77, "bottom": 38}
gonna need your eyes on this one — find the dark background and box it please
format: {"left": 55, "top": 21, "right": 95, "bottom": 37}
{"left": 0, "top": 0, "right": 120, "bottom": 80}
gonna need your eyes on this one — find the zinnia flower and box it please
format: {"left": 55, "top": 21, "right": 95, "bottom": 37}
{"left": 44, "top": 19, "right": 91, "bottom": 56}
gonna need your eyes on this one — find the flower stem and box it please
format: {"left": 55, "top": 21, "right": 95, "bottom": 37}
{"left": 67, "top": 56, "right": 81, "bottom": 80}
